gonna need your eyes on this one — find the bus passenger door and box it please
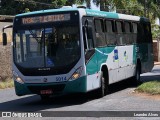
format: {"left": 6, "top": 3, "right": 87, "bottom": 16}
{"left": 144, "top": 23, "right": 154, "bottom": 72}
{"left": 82, "top": 17, "right": 99, "bottom": 91}
{"left": 137, "top": 22, "right": 154, "bottom": 73}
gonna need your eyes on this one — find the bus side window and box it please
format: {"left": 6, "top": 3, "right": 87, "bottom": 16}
{"left": 132, "top": 22, "right": 137, "bottom": 44}
{"left": 82, "top": 17, "right": 94, "bottom": 51}
{"left": 83, "top": 28, "right": 87, "bottom": 50}
{"left": 124, "top": 21, "right": 132, "bottom": 44}
{"left": 116, "top": 21, "right": 123, "bottom": 33}
{"left": 105, "top": 20, "right": 116, "bottom": 45}
{"left": 94, "top": 19, "right": 106, "bottom": 47}
{"left": 87, "top": 25, "right": 94, "bottom": 49}
{"left": 116, "top": 21, "right": 125, "bottom": 45}
{"left": 137, "top": 23, "right": 144, "bottom": 43}
{"left": 143, "top": 23, "right": 152, "bottom": 43}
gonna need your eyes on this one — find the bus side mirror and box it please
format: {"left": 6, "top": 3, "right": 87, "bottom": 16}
{"left": 2, "top": 25, "right": 13, "bottom": 46}
{"left": 2, "top": 33, "right": 7, "bottom": 46}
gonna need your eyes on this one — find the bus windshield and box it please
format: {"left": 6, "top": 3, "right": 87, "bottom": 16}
{"left": 13, "top": 25, "right": 80, "bottom": 69}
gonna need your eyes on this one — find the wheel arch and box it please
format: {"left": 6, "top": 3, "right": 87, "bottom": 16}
{"left": 100, "top": 64, "right": 109, "bottom": 83}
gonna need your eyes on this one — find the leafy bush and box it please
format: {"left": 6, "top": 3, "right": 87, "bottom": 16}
{"left": 136, "top": 81, "right": 160, "bottom": 95}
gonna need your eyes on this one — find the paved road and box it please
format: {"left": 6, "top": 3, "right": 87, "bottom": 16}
{"left": 0, "top": 65, "right": 160, "bottom": 119}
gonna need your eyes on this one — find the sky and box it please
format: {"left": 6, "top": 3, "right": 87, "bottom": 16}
{"left": 90, "top": 0, "right": 100, "bottom": 10}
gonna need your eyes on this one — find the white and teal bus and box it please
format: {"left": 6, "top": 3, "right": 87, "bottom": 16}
{"left": 2, "top": 7, "right": 154, "bottom": 99}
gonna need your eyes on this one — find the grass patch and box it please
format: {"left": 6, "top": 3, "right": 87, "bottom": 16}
{"left": 135, "top": 81, "right": 160, "bottom": 95}
{"left": 0, "top": 78, "right": 14, "bottom": 89}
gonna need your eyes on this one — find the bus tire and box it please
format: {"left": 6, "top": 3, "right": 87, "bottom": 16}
{"left": 133, "top": 64, "right": 141, "bottom": 85}
{"left": 97, "top": 71, "right": 108, "bottom": 98}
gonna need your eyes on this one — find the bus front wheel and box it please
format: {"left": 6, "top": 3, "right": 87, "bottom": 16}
{"left": 97, "top": 71, "right": 108, "bottom": 98}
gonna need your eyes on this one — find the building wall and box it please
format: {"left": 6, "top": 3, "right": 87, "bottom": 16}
{"left": 153, "top": 39, "right": 160, "bottom": 62}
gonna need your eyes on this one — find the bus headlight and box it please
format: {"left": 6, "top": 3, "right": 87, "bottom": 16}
{"left": 13, "top": 71, "right": 24, "bottom": 84}
{"left": 16, "top": 77, "right": 24, "bottom": 84}
{"left": 69, "top": 66, "right": 83, "bottom": 81}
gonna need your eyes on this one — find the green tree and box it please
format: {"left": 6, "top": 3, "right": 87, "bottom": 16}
{"left": 137, "top": 0, "right": 160, "bottom": 19}
{"left": 0, "top": 0, "right": 16, "bottom": 14}
{"left": 98, "top": 0, "right": 143, "bottom": 14}
{"left": 0, "top": 0, "right": 67, "bottom": 15}
{"left": 1, "top": 0, "right": 160, "bottom": 24}
{"left": 152, "top": 24, "right": 160, "bottom": 38}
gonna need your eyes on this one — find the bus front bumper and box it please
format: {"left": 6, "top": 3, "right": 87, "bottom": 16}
{"left": 14, "top": 76, "right": 87, "bottom": 96}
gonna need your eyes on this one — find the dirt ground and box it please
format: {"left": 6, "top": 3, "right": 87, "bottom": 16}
{"left": 132, "top": 90, "right": 160, "bottom": 101}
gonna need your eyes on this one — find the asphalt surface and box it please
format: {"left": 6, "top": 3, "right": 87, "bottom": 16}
{"left": 0, "top": 65, "right": 160, "bottom": 120}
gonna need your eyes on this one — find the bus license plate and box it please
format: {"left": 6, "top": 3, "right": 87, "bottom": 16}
{"left": 40, "top": 89, "right": 53, "bottom": 95}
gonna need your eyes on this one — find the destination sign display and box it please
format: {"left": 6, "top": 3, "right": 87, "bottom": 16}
{"left": 22, "top": 14, "right": 70, "bottom": 25}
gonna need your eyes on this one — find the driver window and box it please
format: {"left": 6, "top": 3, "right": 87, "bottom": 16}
{"left": 82, "top": 17, "right": 94, "bottom": 51}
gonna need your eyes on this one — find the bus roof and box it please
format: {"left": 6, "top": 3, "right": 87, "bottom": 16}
{"left": 15, "top": 8, "right": 79, "bottom": 17}
{"left": 15, "top": 7, "right": 149, "bottom": 22}
{"left": 85, "top": 9, "right": 149, "bottom": 22}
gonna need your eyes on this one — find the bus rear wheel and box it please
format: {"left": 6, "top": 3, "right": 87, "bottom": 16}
{"left": 133, "top": 64, "right": 141, "bottom": 85}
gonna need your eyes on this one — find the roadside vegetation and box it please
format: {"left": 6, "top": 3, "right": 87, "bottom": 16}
{"left": 0, "top": 78, "right": 14, "bottom": 89}
{"left": 135, "top": 81, "right": 160, "bottom": 95}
